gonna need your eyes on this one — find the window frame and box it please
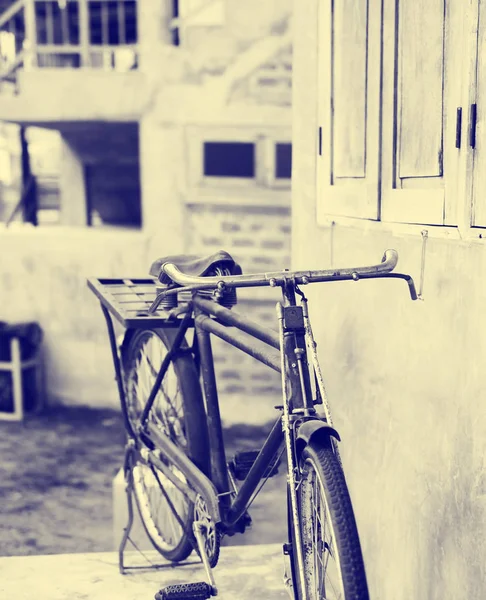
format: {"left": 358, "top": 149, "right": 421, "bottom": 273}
{"left": 186, "top": 126, "right": 292, "bottom": 191}
{"left": 264, "top": 138, "right": 292, "bottom": 189}
{"left": 314, "top": 0, "right": 486, "bottom": 238}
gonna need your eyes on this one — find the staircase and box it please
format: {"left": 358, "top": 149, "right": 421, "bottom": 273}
{"left": 0, "top": 0, "right": 26, "bottom": 84}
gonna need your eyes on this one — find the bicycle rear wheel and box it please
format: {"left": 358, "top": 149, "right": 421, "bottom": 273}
{"left": 292, "top": 440, "right": 369, "bottom": 600}
{"left": 122, "top": 327, "right": 210, "bottom": 563}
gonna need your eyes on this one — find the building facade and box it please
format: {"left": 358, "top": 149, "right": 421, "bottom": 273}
{"left": 292, "top": 0, "right": 485, "bottom": 598}
{"left": 0, "top": 0, "right": 292, "bottom": 424}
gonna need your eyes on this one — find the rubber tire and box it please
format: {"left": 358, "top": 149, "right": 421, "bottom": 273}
{"left": 122, "top": 327, "right": 210, "bottom": 563}
{"left": 291, "top": 440, "right": 369, "bottom": 600}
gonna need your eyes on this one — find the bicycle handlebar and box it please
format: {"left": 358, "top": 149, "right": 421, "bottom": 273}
{"left": 161, "top": 249, "right": 418, "bottom": 300}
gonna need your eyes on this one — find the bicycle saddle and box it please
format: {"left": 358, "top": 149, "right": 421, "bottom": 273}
{"left": 150, "top": 250, "right": 241, "bottom": 284}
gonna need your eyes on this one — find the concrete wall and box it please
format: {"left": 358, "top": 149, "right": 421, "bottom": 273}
{"left": 0, "top": 228, "right": 149, "bottom": 407}
{"left": 0, "top": 3, "right": 292, "bottom": 425}
{"left": 0, "top": 141, "right": 185, "bottom": 410}
{"left": 292, "top": 0, "right": 486, "bottom": 597}
{"left": 0, "top": 110, "right": 291, "bottom": 426}
{"left": 186, "top": 201, "right": 291, "bottom": 423}
{"left": 181, "top": 0, "right": 292, "bottom": 74}
{"left": 0, "top": 70, "right": 148, "bottom": 124}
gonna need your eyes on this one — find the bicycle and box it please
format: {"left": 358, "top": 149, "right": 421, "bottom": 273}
{"left": 88, "top": 248, "right": 417, "bottom": 600}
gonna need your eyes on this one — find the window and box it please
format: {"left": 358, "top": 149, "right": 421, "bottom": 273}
{"left": 275, "top": 143, "right": 292, "bottom": 180}
{"left": 88, "top": 1, "right": 137, "bottom": 46}
{"left": 35, "top": 1, "right": 80, "bottom": 45}
{"left": 379, "top": 0, "right": 462, "bottom": 226}
{"left": 187, "top": 127, "right": 292, "bottom": 190}
{"left": 1, "top": 124, "right": 141, "bottom": 229}
{"left": 203, "top": 142, "right": 255, "bottom": 178}
{"left": 316, "top": 0, "right": 380, "bottom": 221}
{"left": 316, "top": 0, "right": 471, "bottom": 229}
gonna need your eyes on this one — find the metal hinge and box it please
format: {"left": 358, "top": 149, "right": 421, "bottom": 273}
{"left": 470, "top": 103, "right": 477, "bottom": 149}
{"left": 455, "top": 107, "right": 462, "bottom": 149}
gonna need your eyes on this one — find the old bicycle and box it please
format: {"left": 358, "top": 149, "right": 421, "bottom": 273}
{"left": 88, "top": 248, "right": 417, "bottom": 600}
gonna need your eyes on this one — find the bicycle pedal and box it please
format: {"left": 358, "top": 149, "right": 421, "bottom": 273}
{"left": 155, "top": 582, "right": 215, "bottom": 600}
{"left": 225, "top": 509, "right": 252, "bottom": 536}
{"left": 230, "top": 450, "right": 281, "bottom": 481}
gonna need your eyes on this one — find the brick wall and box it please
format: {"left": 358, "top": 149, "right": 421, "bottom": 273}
{"left": 185, "top": 201, "right": 291, "bottom": 423}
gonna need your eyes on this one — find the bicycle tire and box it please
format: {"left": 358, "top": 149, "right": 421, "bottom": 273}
{"left": 122, "top": 327, "right": 210, "bottom": 563}
{"left": 291, "top": 440, "right": 369, "bottom": 600}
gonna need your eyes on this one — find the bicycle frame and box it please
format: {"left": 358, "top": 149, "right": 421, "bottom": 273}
{"left": 89, "top": 249, "right": 417, "bottom": 591}
{"left": 93, "top": 249, "right": 417, "bottom": 527}
{"left": 111, "top": 279, "right": 317, "bottom": 533}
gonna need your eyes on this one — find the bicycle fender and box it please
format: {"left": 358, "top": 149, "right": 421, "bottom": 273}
{"left": 295, "top": 419, "right": 341, "bottom": 457}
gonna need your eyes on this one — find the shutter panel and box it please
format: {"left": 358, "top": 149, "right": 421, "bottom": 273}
{"left": 381, "top": 0, "right": 463, "bottom": 225}
{"left": 316, "top": 0, "right": 381, "bottom": 221}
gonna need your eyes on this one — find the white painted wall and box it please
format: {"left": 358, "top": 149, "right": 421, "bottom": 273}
{"left": 291, "top": 0, "right": 486, "bottom": 598}
{"left": 0, "top": 2, "right": 292, "bottom": 426}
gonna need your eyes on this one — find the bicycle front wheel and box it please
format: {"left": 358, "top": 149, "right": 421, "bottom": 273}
{"left": 292, "top": 440, "right": 369, "bottom": 600}
{"left": 122, "top": 327, "right": 210, "bottom": 563}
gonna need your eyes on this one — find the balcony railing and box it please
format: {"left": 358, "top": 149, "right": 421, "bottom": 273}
{"left": 0, "top": 0, "right": 138, "bottom": 82}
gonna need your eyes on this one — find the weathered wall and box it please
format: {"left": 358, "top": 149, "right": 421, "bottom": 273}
{"left": 186, "top": 202, "right": 291, "bottom": 422}
{"left": 181, "top": 0, "right": 292, "bottom": 74}
{"left": 0, "top": 228, "right": 149, "bottom": 407}
{"left": 134, "top": 1, "right": 293, "bottom": 423}
{"left": 292, "top": 0, "right": 486, "bottom": 597}
{"left": 0, "top": 2, "right": 292, "bottom": 426}
{"left": 0, "top": 120, "right": 186, "bottom": 411}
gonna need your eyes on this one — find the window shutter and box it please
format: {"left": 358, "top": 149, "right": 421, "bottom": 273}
{"left": 380, "top": 0, "right": 463, "bottom": 225}
{"left": 316, "top": 0, "right": 381, "bottom": 221}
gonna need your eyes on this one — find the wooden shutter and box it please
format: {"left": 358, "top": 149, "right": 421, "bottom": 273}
{"left": 381, "top": 0, "right": 464, "bottom": 225}
{"left": 316, "top": 0, "right": 381, "bottom": 221}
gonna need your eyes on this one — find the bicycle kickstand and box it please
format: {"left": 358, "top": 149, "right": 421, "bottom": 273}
{"left": 119, "top": 443, "right": 136, "bottom": 574}
{"left": 155, "top": 521, "right": 218, "bottom": 600}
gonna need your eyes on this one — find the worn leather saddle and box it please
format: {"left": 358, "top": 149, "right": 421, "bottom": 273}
{"left": 150, "top": 250, "right": 242, "bottom": 285}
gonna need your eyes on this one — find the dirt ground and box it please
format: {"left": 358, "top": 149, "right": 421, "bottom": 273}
{"left": 0, "top": 406, "right": 286, "bottom": 557}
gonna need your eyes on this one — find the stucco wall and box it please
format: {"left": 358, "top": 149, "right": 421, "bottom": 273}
{"left": 0, "top": 2, "right": 292, "bottom": 426}
{"left": 0, "top": 228, "right": 151, "bottom": 407}
{"left": 186, "top": 201, "right": 291, "bottom": 422}
{"left": 0, "top": 117, "right": 186, "bottom": 412}
{"left": 292, "top": 0, "right": 486, "bottom": 597}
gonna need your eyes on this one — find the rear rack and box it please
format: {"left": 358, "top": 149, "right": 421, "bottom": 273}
{"left": 87, "top": 277, "right": 190, "bottom": 329}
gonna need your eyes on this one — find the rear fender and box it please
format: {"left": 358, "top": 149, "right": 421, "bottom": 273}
{"left": 295, "top": 419, "right": 341, "bottom": 459}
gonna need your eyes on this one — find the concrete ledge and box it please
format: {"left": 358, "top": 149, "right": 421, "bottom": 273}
{"left": 0, "top": 70, "right": 148, "bottom": 124}
{"left": 0, "top": 545, "right": 288, "bottom": 600}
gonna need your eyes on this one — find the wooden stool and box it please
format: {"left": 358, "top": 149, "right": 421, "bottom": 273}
{"left": 0, "top": 336, "right": 45, "bottom": 421}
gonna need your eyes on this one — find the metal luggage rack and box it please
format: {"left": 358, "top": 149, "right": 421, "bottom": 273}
{"left": 87, "top": 277, "right": 191, "bottom": 329}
